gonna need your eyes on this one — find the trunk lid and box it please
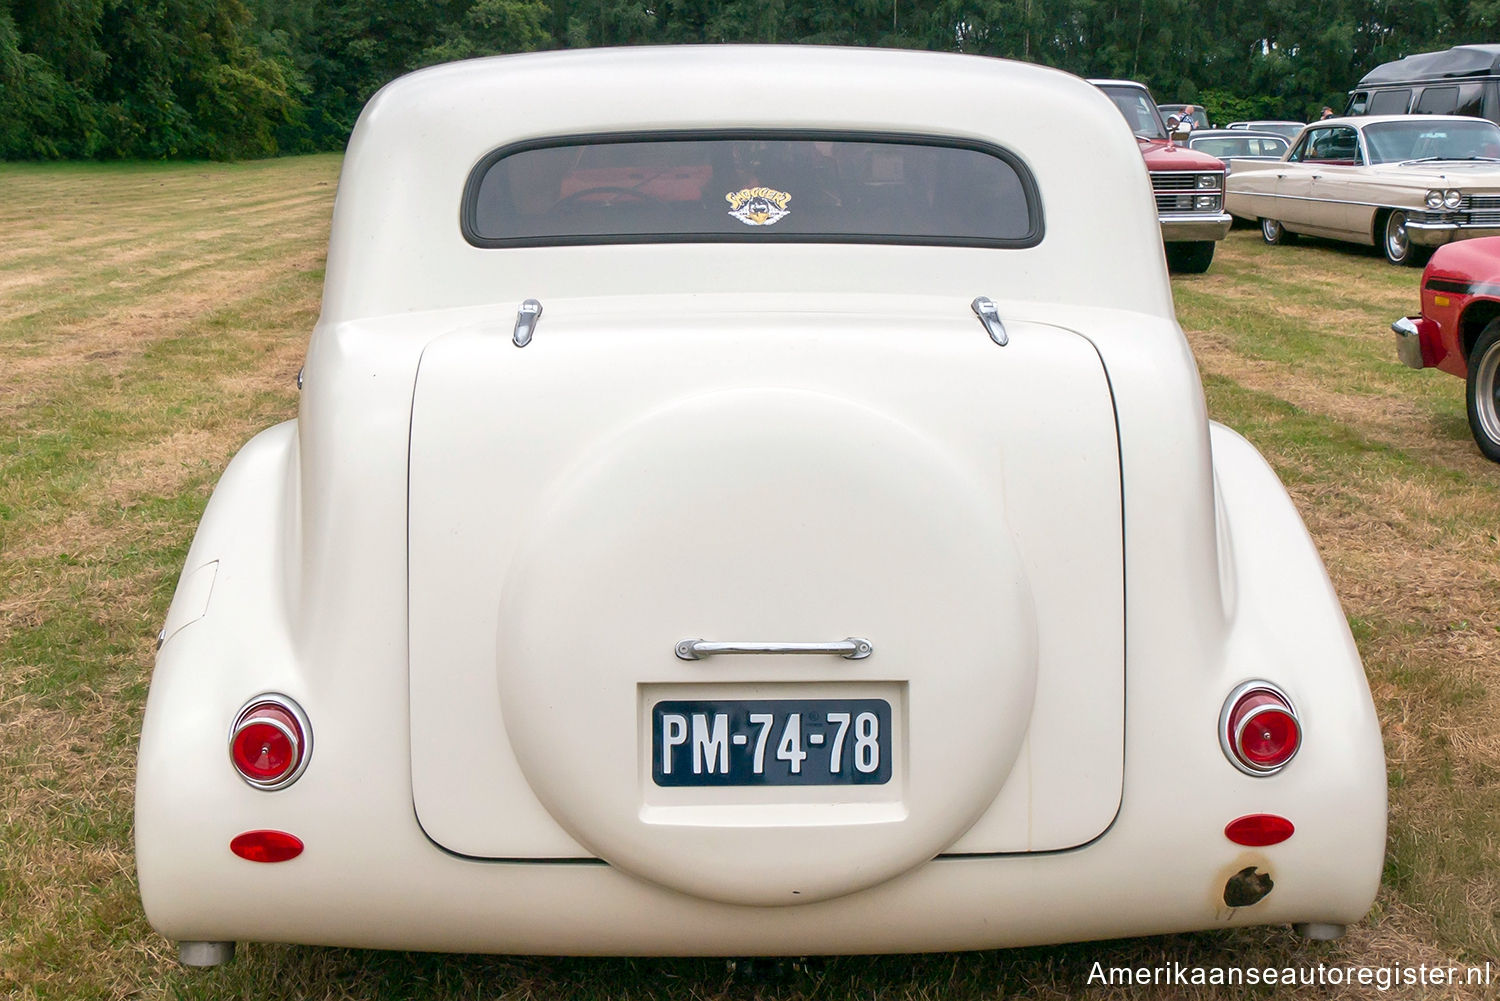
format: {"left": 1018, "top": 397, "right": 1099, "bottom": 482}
{"left": 408, "top": 294, "right": 1124, "bottom": 904}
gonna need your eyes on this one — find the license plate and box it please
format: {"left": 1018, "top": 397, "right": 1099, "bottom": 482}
{"left": 651, "top": 699, "right": 892, "bottom": 787}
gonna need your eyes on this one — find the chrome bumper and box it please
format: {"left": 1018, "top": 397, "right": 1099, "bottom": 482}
{"left": 1404, "top": 220, "right": 1500, "bottom": 247}
{"left": 1159, "top": 213, "right": 1233, "bottom": 243}
{"left": 1392, "top": 316, "right": 1426, "bottom": 369}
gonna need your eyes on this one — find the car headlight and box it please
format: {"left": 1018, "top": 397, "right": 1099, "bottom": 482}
{"left": 1426, "top": 189, "right": 1444, "bottom": 209}
{"left": 1194, "top": 195, "right": 1218, "bottom": 210}
{"left": 1444, "top": 189, "right": 1463, "bottom": 209}
{"left": 1197, "top": 173, "right": 1219, "bottom": 189}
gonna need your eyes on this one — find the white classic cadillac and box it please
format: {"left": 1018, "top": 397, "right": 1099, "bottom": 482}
{"left": 1226, "top": 114, "right": 1500, "bottom": 265}
{"left": 136, "top": 47, "right": 1387, "bottom": 966}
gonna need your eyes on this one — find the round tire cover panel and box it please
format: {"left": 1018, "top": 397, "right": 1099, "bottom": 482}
{"left": 497, "top": 389, "right": 1037, "bottom": 905}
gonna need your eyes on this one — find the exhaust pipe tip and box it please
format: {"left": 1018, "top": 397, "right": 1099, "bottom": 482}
{"left": 1293, "top": 922, "right": 1346, "bottom": 941}
{"left": 178, "top": 941, "right": 235, "bottom": 967}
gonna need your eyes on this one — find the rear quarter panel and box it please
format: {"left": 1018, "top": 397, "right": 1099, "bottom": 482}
{"left": 1224, "top": 158, "right": 1281, "bottom": 221}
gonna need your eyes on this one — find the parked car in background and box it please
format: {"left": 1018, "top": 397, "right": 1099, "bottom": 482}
{"left": 136, "top": 45, "right": 1386, "bottom": 967}
{"left": 1093, "top": 79, "right": 1230, "bottom": 272}
{"left": 1393, "top": 236, "right": 1500, "bottom": 460}
{"left": 1159, "top": 103, "right": 1210, "bottom": 130}
{"left": 1227, "top": 121, "right": 1307, "bottom": 142}
{"left": 1187, "top": 129, "right": 1290, "bottom": 163}
{"left": 1226, "top": 114, "right": 1500, "bottom": 264}
{"left": 1347, "top": 44, "right": 1500, "bottom": 124}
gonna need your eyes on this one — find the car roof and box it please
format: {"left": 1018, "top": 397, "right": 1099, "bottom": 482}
{"left": 1190, "top": 129, "right": 1285, "bottom": 139}
{"left": 325, "top": 47, "right": 1180, "bottom": 324}
{"left": 1319, "top": 114, "right": 1499, "bottom": 128}
{"left": 1358, "top": 44, "right": 1500, "bottom": 87}
{"left": 1088, "top": 79, "right": 1150, "bottom": 91}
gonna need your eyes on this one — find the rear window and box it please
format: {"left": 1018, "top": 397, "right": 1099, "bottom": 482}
{"left": 463, "top": 133, "right": 1041, "bottom": 248}
{"left": 1192, "top": 136, "right": 1288, "bottom": 159}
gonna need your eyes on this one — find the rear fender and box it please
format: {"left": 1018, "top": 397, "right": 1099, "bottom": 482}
{"left": 136, "top": 423, "right": 303, "bottom": 930}
{"left": 1204, "top": 421, "right": 1386, "bottom": 912}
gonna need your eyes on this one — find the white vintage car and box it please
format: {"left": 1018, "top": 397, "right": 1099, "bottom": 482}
{"left": 1226, "top": 114, "right": 1500, "bottom": 264}
{"left": 136, "top": 46, "right": 1386, "bottom": 966}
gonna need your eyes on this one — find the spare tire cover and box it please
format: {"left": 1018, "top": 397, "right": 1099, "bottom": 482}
{"left": 497, "top": 389, "right": 1036, "bottom": 905}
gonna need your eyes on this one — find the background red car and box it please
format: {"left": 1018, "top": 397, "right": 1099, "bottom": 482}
{"left": 1092, "top": 80, "right": 1230, "bottom": 274}
{"left": 1393, "top": 236, "right": 1500, "bottom": 461}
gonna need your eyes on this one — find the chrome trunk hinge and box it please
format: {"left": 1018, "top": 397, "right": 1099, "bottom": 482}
{"left": 971, "top": 296, "right": 1008, "bottom": 347}
{"left": 513, "top": 298, "right": 543, "bottom": 347}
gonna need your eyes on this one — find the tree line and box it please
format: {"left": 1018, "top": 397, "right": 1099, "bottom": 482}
{"left": 3, "top": 0, "right": 1497, "bottom": 160}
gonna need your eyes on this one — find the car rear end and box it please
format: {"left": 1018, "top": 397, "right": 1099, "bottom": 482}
{"left": 136, "top": 47, "right": 1385, "bottom": 961}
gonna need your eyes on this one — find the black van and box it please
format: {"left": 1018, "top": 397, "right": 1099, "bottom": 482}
{"left": 1346, "top": 44, "right": 1500, "bottom": 123}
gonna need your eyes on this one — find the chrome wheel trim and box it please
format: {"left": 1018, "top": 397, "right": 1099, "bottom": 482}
{"left": 1477, "top": 340, "right": 1500, "bottom": 446}
{"left": 1261, "top": 217, "right": 1281, "bottom": 243}
{"left": 1385, "top": 211, "right": 1410, "bottom": 263}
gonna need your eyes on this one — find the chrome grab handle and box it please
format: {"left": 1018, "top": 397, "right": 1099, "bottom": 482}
{"left": 512, "top": 298, "right": 543, "bottom": 347}
{"left": 970, "top": 295, "right": 1009, "bottom": 346}
{"left": 676, "top": 638, "right": 873, "bottom": 661}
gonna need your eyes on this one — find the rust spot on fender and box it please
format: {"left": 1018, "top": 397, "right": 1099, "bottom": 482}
{"left": 1213, "top": 853, "right": 1273, "bottom": 921}
{"left": 1224, "top": 865, "right": 1274, "bottom": 907}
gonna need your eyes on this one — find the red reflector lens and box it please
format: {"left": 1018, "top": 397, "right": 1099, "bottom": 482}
{"left": 230, "top": 830, "right": 304, "bottom": 863}
{"left": 1225, "top": 814, "right": 1295, "bottom": 846}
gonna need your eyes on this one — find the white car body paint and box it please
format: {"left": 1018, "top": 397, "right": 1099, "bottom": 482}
{"left": 136, "top": 45, "right": 1385, "bottom": 957}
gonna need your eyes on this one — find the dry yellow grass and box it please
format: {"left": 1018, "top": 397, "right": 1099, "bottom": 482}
{"left": 1179, "top": 233, "right": 1500, "bottom": 974}
{"left": 2, "top": 166, "right": 1498, "bottom": 999}
{"left": 1, "top": 157, "right": 337, "bottom": 1000}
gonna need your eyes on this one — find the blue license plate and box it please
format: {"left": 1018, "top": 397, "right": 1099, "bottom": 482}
{"left": 651, "top": 698, "right": 892, "bottom": 787}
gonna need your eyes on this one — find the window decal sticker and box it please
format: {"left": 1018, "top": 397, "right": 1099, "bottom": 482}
{"left": 726, "top": 186, "right": 791, "bottom": 226}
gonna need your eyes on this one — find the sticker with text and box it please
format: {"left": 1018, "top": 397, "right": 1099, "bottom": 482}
{"left": 726, "top": 187, "right": 790, "bottom": 226}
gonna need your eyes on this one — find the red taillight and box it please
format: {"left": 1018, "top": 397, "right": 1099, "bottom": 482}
{"left": 229, "top": 697, "right": 311, "bottom": 789}
{"left": 1221, "top": 682, "right": 1300, "bottom": 775}
{"left": 230, "top": 829, "right": 304, "bottom": 863}
{"left": 1225, "top": 813, "right": 1295, "bottom": 846}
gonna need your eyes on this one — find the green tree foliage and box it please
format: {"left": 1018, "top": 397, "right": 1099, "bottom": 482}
{"left": 1, "top": 0, "right": 295, "bottom": 158}
{"left": 5, "top": 0, "right": 1500, "bottom": 160}
{"left": 424, "top": 0, "right": 551, "bottom": 63}
{"left": 0, "top": 1, "right": 97, "bottom": 158}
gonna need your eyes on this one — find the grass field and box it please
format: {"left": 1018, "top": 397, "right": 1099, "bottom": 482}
{"left": 2, "top": 158, "right": 1498, "bottom": 1000}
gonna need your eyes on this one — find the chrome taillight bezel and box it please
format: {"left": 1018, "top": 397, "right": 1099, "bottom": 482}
{"left": 229, "top": 694, "right": 313, "bottom": 790}
{"left": 1219, "top": 680, "right": 1300, "bottom": 776}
